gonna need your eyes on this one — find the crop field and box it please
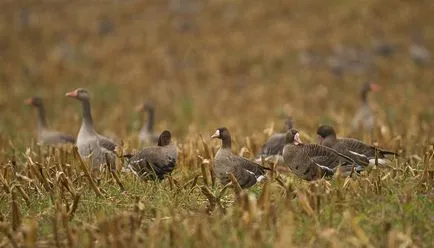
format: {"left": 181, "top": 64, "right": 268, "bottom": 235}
{"left": 0, "top": 0, "right": 434, "bottom": 247}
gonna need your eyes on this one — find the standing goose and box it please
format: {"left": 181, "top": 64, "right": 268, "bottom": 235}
{"left": 66, "top": 88, "right": 117, "bottom": 171}
{"left": 127, "top": 130, "right": 177, "bottom": 180}
{"left": 212, "top": 127, "right": 267, "bottom": 188}
{"left": 283, "top": 129, "right": 359, "bottom": 181}
{"left": 136, "top": 102, "right": 159, "bottom": 145}
{"left": 317, "top": 125, "right": 397, "bottom": 166}
{"left": 410, "top": 33, "right": 431, "bottom": 66}
{"left": 255, "top": 116, "right": 293, "bottom": 164}
{"left": 24, "top": 97, "right": 75, "bottom": 145}
{"left": 351, "top": 82, "right": 381, "bottom": 133}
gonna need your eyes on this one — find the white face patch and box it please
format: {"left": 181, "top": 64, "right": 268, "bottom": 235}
{"left": 211, "top": 129, "right": 220, "bottom": 138}
{"left": 294, "top": 133, "right": 303, "bottom": 145}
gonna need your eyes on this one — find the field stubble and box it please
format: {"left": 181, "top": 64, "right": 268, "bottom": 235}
{"left": 1, "top": 0, "right": 434, "bottom": 247}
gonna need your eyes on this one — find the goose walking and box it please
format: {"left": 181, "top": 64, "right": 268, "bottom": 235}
{"left": 317, "top": 125, "right": 397, "bottom": 166}
{"left": 126, "top": 130, "right": 177, "bottom": 180}
{"left": 66, "top": 88, "right": 117, "bottom": 171}
{"left": 283, "top": 129, "right": 359, "bottom": 181}
{"left": 212, "top": 127, "right": 267, "bottom": 188}
{"left": 24, "top": 97, "right": 75, "bottom": 146}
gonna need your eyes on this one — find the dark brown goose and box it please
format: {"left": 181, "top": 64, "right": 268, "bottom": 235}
{"left": 255, "top": 116, "right": 293, "bottom": 164}
{"left": 212, "top": 127, "right": 267, "bottom": 188}
{"left": 283, "top": 129, "right": 359, "bottom": 181}
{"left": 317, "top": 125, "right": 397, "bottom": 166}
{"left": 66, "top": 88, "right": 117, "bottom": 171}
{"left": 136, "top": 102, "right": 159, "bottom": 145}
{"left": 24, "top": 97, "right": 75, "bottom": 146}
{"left": 127, "top": 130, "right": 177, "bottom": 180}
{"left": 351, "top": 82, "right": 381, "bottom": 133}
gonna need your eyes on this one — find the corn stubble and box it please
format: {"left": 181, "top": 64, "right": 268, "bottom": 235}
{"left": 1, "top": 0, "right": 434, "bottom": 247}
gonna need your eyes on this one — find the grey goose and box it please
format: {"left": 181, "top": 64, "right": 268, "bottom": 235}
{"left": 136, "top": 102, "right": 159, "bottom": 145}
{"left": 126, "top": 130, "right": 177, "bottom": 180}
{"left": 410, "top": 33, "right": 431, "bottom": 66}
{"left": 255, "top": 116, "right": 293, "bottom": 164}
{"left": 317, "top": 125, "right": 397, "bottom": 166}
{"left": 283, "top": 129, "right": 360, "bottom": 181}
{"left": 212, "top": 127, "right": 268, "bottom": 188}
{"left": 351, "top": 82, "right": 381, "bottom": 133}
{"left": 66, "top": 88, "right": 118, "bottom": 171}
{"left": 24, "top": 97, "right": 75, "bottom": 146}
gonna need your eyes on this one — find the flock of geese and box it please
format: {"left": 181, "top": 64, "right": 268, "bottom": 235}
{"left": 24, "top": 85, "right": 397, "bottom": 188}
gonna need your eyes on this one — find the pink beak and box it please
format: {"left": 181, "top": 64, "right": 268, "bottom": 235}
{"left": 317, "top": 135, "right": 323, "bottom": 144}
{"left": 24, "top": 98, "right": 33, "bottom": 105}
{"left": 294, "top": 133, "right": 303, "bottom": 145}
{"left": 65, "top": 90, "right": 78, "bottom": 97}
{"left": 135, "top": 104, "right": 144, "bottom": 112}
{"left": 370, "top": 83, "right": 381, "bottom": 92}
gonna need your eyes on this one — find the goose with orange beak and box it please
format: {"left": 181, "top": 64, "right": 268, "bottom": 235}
{"left": 66, "top": 88, "right": 118, "bottom": 172}
{"left": 24, "top": 96, "right": 75, "bottom": 146}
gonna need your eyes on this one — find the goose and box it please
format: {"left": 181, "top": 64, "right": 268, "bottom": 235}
{"left": 65, "top": 88, "right": 117, "bottom": 171}
{"left": 136, "top": 102, "right": 159, "bottom": 145}
{"left": 255, "top": 116, "right": 293, "bottom": 164}
{"left": 24, "top": 97, "right": 75, "bottom": 146}
{"left": 317, "top": 125, "right": 397, "bottom": 166}
{"left": 410, "top": 33, "right": 431, "bottom": 66}
{"left": 126, "top": 130, "right": 177, "bottom": 180}
{"left": 212, "top": 127, "right": 267, "bottom": 188}
{"left": 351, "top": 82, "right": 381, "bottom": 133}
{"left": 283, "top": 129, "right": 359, "bottom": 181}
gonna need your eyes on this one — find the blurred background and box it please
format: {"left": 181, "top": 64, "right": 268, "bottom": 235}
{"left": 0, "top": 0, "right": 433, "bottom": 149}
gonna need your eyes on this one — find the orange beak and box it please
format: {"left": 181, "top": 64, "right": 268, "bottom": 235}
{"left": 65, "top": 90, "right": 78, "bottom": 97}
{"left": 24, "top": 98, "right": 33, "bottom": 105}
{"left": 370, "top": 83, "right": 381, "bottom": 92}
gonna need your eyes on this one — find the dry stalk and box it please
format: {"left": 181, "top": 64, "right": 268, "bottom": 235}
{"left": 68, "top": 192, "right": 81, "bottom": 221}
{"left": 0, "top": 172, "right": 11, "bottom": 194}
{"left": 51, "top": 215, "right": 61, "bottom": 248}
{"left": 22, "top": 220, "right": 38, "bottom": 248}
{"left": 228, "top": 173, "right": 242, "bottom": 196}
{"left": 72, "top": 146, "right": 104, "bottom": 198}
{"left": 200, "top": 135, "right": 212, "bottom": 159}
{"left": 0, "top": 222, "right": 19, "bottom": 248}
{"left": 27, "top": 159, "right": 52, "bottom": 192}
{"left": 109, "top": 166, "right": 126, "bottom": 192}
{"left": 61, "top": 208, "right": 75, "bottom": 248}
{"left": 11, "top": 191, "right": 21, "bottom": 231}
{"left": 200, "top": 186, "right": 217, "bottom": 213}
{"left": 12, "top": 183, "right": 31, "bottom": 207}
{"left": 258, "top": 181, "right": 270, "bottom": 211}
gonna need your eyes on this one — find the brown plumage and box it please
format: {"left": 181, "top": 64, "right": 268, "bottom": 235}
{"left": 24, "top": 97, "right": 75, "bottom": 146}
{"left": 66, "top": 88, "right": 117, "bottom": 171}
{"left": 283, "top": 129, "right": 359, "bottom": 181}
{"left": 127, "top": 130, "right": 177, "bottom": 180}
{"left": 317, "top": 125, "right": 397, "bottom": 166}
{"left": 212, "top": 127, "right": 267, "bottom": 188}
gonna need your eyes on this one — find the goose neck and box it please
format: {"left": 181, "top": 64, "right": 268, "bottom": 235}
{"left": 36, "top": 104, "right": 48, "bottom": 130}
{"left": 81, "top": 99, "right": 94, "bottom": 127}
